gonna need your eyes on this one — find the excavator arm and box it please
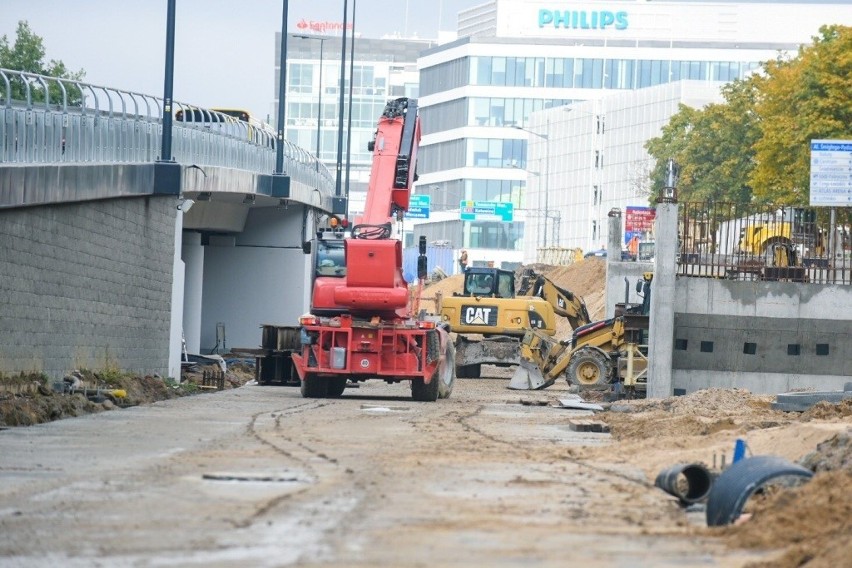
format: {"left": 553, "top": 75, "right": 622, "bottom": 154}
{"left": 518, "top": 269, "right": 591, "bottom": 329}
{"left": 510, "top": 273, "right": 653, "bottom": 392}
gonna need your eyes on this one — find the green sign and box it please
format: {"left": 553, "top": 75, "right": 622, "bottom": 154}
{"left": 459, "top": 200, "right": 514, "bottom": 223}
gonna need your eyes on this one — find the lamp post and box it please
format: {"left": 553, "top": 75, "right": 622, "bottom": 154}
{"left": 335, "top": 0, "right": 349, "bottom": 200}
{"left": 159, "top": 0, "right": 177, "bottom": 163}
{"left": 512, "top": 121, "right": 551, "bottom": 248}
{"left": 294, "top": 34, "right": 327, "bottom": 171}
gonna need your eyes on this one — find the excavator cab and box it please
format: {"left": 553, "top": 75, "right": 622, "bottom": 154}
{"left": 458, "top": 267, "right": 515, "bottom": 298}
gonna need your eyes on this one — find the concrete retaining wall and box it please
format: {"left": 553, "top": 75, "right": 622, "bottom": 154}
{"left": 670, "top": 274, "right": 852, "bottom": 394}
{"left": 0, "top": 196, "right": 176, "bottom": 378}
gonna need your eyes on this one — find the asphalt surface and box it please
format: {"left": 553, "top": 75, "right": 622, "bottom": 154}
{"left": 0, "top": 378, "right": 763, "bottom": 567}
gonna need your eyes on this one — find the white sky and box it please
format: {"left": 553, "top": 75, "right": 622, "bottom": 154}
{"left": 1, "top": 0, "right": 485, "bottom": 120}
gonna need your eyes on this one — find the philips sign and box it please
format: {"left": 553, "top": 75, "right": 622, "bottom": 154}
{"left": 538, "top": 9, "right": 628, "bottom": 30}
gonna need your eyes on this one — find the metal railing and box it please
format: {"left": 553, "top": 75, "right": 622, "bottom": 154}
{"left": 0, "top": 68, "right": 334, "bottom": 194}
{"left": 676, "top": 202, "right": 852, "bottom": 285}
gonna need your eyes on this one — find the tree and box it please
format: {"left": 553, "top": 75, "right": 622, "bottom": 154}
{"left": 750, "top": 25, "right": 852, "bottom": 206}
{"left": 645, "top": 25, "right": 851, "bottom": 209}
{"left": 0, "top": 20, "right": 85, "bottom": 106}
{"left": 645, "top": 77, "right": 760, "bottom": 206}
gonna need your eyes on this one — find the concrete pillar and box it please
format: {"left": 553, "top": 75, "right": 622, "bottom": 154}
{"left": 607, "top": 208, "right": 622, "bottom": 259}
{"left": 605, "top": 209, "right": 622, "bottom": 318}
{"left": 647, "top": 202, "right": 678, "bottom": 398}
{"left": 169, "top": 209, "right": 185, "bottom": 380}
{"left": 182, "top": 231, "right": 204, "bottom": 354}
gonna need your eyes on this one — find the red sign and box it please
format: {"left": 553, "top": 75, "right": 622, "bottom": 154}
{"left": 625, "top": 206, "right": 656, "bottom": 232}
{"left": 295, "top": 19, "right": 354, "bottom": 35}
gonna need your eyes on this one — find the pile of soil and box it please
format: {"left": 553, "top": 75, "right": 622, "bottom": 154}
{"left": 569, "top": 389, "right": 852, "bottom": 567}
{"left": 0, "top": 359, "right": 256, "bottom": 428}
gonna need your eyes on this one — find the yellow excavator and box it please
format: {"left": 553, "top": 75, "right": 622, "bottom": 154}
{"left": 509, "top": 272, "right": 653, "bottom": 393}
{"left": 439, "top": 267, "right": 590, "bottom": 378}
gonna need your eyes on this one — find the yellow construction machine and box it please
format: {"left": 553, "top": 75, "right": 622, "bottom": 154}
{"left": 439, "top": 267, "right": 590, "bottom": 378}
{"left": 509, "top": 273, "right": 653, "bottom": 393}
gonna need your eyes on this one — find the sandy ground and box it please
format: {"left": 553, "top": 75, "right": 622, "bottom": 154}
{"left": 2, "top": 260, "right": 849, "bottom": 566}
{"left": 1, "top": 370, "right": 849, "bottom": 567}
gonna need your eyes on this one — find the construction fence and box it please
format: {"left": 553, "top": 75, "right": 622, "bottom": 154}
{"left": 675, "top": 202, "right": 852, "bottom": 285}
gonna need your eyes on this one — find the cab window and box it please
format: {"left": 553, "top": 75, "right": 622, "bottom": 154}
{"left": 316, "top": 241, "right": 346, "bottom": 277}
{"left": 497, "top": 272, "right": 514, "bottom": 298}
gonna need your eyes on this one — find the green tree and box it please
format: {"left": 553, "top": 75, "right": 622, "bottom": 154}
{"left": 645, "top": 25, "right": 851, "bottom": 209}
{"left": 0, "top": 20, "right": 85, "bottom": 106}
{"left": 645, "top": 77, "right": 760, "bottom": 206}
{"left": 750, "top": 25, "right": 852, "bottom": 206}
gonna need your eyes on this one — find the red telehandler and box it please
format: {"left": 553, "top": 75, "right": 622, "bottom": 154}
{"left": 289, "top": 98, "right": 456, "bottom": 401}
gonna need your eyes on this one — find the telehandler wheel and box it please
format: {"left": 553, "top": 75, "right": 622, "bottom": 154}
{"left": 326, "top": 377, "right": 347, "bottom": 398}
{"left": 437, "top": 341, "right": 457, "bottom": 399}
{"left": 411, "top": 370, "right": 440, "bottom": 402}
{"left": 566, "top": 347, "right": 613, "bottom": 390}
{"left": 301, "top": 374, "right": 328, "bottom": 398}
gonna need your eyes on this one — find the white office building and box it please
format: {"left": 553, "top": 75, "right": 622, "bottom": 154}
{"left": 414, "top": 0, "right": 852, "bottom": 265}
{"left": 280, "top": 34, "right": 434, "bottom": 218}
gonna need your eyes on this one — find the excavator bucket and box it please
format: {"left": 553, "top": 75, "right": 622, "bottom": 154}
{"left": 508, "top": 359, "right": 554, "bottom": 390}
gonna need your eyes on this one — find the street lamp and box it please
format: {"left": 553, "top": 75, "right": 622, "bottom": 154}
{"left": 294, "top": 34, "right": 328, "bottom": 171}
{"left": 512, "top": 122, "right": 551, "bottom": 248}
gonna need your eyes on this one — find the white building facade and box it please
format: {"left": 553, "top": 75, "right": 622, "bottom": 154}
{"left": 279, "top": 34, "right": 434, "bottom": 218}
{"left": 414, "top": 0, "right": 852, "bottom": 264}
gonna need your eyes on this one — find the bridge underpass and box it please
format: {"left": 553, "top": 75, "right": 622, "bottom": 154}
{"left": 0, "top": 68, "right": 337, "bottom": 379}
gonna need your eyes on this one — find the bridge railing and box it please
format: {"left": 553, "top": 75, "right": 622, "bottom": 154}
{"left": 0, "top": 68, "right": 334, "bottom": 193}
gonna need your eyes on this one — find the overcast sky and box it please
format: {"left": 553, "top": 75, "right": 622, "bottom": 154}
{"left": 1, "top": 0, "right": 485, "bottom": 120}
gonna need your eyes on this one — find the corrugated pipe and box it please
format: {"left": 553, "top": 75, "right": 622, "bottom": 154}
{"left": 654, "top": 463, "right": 713, "bottom": 505}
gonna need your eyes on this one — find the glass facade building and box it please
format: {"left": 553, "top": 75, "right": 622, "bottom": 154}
{"left": 277, "top": 34, "right": 434, "bottom": 217}
{"left": 414, "top": 0, "right": 852, "bottom": 265}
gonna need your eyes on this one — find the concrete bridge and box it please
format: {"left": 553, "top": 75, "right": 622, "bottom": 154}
{"left": 0, "top": 68, "right": 336, "bottom": 379}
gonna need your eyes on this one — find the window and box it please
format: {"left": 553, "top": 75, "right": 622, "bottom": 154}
{"left": 675, "top": 339, "right": 688, "bottom": 350}
{"left": 700, "top": 341, "right": 714, "bottom": 353}
{"left": 816, "top": 344, "right": 830, "bottom": 356}
{"left": 743, "top": 342, "right": 757, "bottom": 355}
{"left": 787, "top": 344, "right": 801, "bottom": 356}
{"left": 497, "top": 272, "right": 514, "bottom": 298}
{"left": 289, "top": 63, "right": 314, "bottom": 94}
{"left": 492, "top": 57, "right": 506, "bottom": 85}
{"left": 315, "top": 240, "right": 346, "bottom": 277}
{"left": 467, "top": 221, "right": 523, "bottom": 250}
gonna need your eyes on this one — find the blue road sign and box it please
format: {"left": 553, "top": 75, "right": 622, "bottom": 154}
{"left": 810, "top": 139, "right": 852, "bottom": 206}
{"left": 459, "top": 200, "right": 514, "bottom": 222}
{"left": 406, "top": 194, "right": 431, "bottom": 219}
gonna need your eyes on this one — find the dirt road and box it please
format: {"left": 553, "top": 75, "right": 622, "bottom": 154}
{"left": 0, "top": 373, "right": 848, "bottom": 567}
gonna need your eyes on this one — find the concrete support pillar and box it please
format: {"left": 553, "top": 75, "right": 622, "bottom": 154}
{"left": 182, "top": 231, "right": 204, "bottom": 355}
{"left": 607, "top": 208, "right": 622, "bottom": 260}
{"left": 647, "top": 202, "right": 678, "bottom": 398}
{"left": 169, "top": 209, "right": 185, "bottom": 380}
{"left": 605, "top": 209, "right": 623, "bottom": 318}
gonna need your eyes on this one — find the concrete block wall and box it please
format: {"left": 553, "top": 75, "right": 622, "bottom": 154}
{"left": 0, "top": 196, "right": 177, "bottom": 378}
{"left": 608, "top": 203, "right": 852, "bottom": 396}
{"left": 672, "top": 277, "right": 852, "bottom": 394}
